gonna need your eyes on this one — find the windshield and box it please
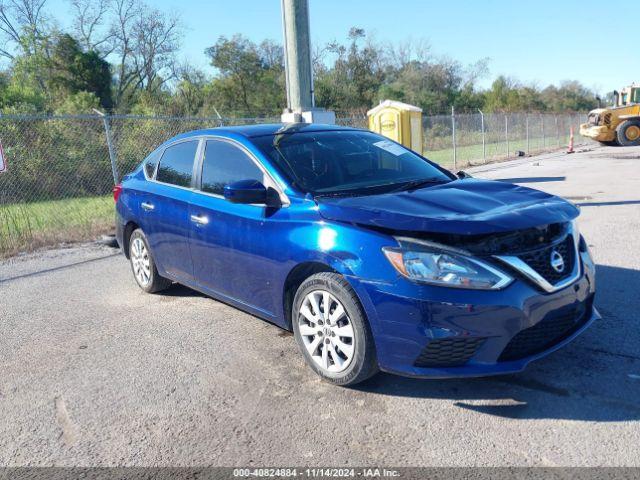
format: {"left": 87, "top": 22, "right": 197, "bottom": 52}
{"left": 253, "top": 130, "right": 452, "bottom": 196}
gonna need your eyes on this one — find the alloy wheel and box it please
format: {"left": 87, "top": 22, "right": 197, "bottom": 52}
{"left": 298, "top": 290, "right": 355, "bottom": 373}
{"left": 131, "top": 237, "right": 151, "bottom": 287}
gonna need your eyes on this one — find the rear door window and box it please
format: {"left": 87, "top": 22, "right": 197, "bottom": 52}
{"left": 200, "top": 140, "right": 265, "bottom": 195}
{"left": 156, "top": 140, "right": 199, "bottom": 188}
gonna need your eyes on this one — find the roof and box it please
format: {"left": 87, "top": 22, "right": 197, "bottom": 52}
{"left": 174, "top": 123, "right": 361, "bottom": 141}
{"left": 367, "top": 100, "right": 423, "bottom": 116}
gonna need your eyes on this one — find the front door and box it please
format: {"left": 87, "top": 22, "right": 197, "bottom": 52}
{"left": 188, "top": 138, "right": 279, "bottom": 316}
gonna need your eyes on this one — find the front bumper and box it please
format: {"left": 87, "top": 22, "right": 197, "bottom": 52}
{"left": 580, "top": 123, "right": 615, "bottom": 142}
{"left": 353, "top": 250, "right": 598, "bottom": 379}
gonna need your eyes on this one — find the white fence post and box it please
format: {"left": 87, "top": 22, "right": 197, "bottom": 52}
{"left": 526, "top": 114, "right": 530, "bottom": 154}
{"left": 478, "top": 108, "right": 486, "bottom": 163}
{"left": 504, "top": 114, "right": 509, "bottom": 158}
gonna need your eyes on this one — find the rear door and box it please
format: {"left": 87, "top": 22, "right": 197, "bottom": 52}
{"left": 141, "top": 139, "right": 201, "bottom": 283}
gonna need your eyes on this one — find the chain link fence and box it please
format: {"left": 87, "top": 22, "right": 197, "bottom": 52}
{"left": 0, "top": 111, "right": 591, "bottom": 257}
{"left": 446, "top": 112, "right": 590, "bottom": 169}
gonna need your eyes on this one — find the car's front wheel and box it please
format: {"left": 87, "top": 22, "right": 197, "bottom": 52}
{"left": 292, "top": 272, "right": 378, "bottom": 386}
{"left": 128, "top": 228, "right": 171, "bottom": 293}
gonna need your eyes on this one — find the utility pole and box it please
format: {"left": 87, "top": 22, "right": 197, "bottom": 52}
{"left": 280, "top": 0, "right": 334, "bottom": 124}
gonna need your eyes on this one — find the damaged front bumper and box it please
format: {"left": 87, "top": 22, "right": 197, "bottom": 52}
{"left": 350, "top": 244, "right": 598, "bottom": 379}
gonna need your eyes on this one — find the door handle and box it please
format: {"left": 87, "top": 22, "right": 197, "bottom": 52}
{"left": 141, "top": 202, "right": 155, "bottom": 211}
{"left": 190, "top": 214, "right": 209, "bottom": 225}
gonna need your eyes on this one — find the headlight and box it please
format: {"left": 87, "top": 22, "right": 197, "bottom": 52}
{"left": 383, "top": 245, "right": 513, "bottom": 290}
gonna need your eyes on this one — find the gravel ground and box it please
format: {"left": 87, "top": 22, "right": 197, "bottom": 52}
{"left": 0, "top": 144, "right": 639, "bottom": 467}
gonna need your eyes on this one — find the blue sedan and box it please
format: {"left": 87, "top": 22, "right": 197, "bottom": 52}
{"left": 114, "top": 123, "right": 598, "bottom": 386}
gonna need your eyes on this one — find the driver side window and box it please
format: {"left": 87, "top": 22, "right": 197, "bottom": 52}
{"left": 201, "top": 139, "right": 265, "bottom": 195}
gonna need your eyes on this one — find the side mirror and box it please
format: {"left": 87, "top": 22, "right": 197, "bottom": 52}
{"left": 224, "top": 179, "right": 268, "bottom": 205}
{"left": 456, "top": 170, "right": 473, "bottom": 179}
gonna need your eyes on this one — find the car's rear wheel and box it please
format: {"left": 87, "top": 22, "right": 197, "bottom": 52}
{"left": 292, "top": 272, "right": 378, "bottom": 386}
{"left": 616, "top": 119, "right": 640, "bottom": 146}
{"left": 129, "top": 229, "right": 171, "bottom": 293}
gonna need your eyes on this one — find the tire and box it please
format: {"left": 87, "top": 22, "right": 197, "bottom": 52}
{"left": 128, "top": 229, "right": 172, "bottom": 293}
{"left": 616, "top": 119, "right": 640, "bottom": 146}
{"left": 292, "top": 272, "right": 378, "bottom": 386}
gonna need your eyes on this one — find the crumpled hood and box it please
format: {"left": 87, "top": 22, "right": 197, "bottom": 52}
{"left": 316, "top": 179, "right": 579, "bottom": 235}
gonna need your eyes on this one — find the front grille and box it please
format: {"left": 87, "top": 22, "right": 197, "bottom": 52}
{"left": 517, "top": 234, "right": 575, "bottom": 284}
{"left": 604, "top": 113, "right": 612, "bottom": 127}
{"left": 414, "top": 337, "right": 486, "bottom": 368}
{"left": 498, "top": 301, "right": 591, "bottom": 361}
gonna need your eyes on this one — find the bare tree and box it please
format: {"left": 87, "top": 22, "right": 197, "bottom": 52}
{"left": 0, "top": 0, "right": 48, "bottom": 58}
{"left": 131, "top": 6, "right": 180, "bottom": 92}
{"left": 69, "top": 0, "right": 113, "bottom": 56}
{"left": 108, "top": 0, "right": 181, "bottom": 105}
{"left": 68, "top": 0, "right": 181, "bottom": 105}
{"left": 109, "top": 0, "right": 138, "bottom": 103}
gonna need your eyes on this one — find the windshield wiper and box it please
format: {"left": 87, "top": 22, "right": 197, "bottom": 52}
{"left": 390, "top": 177, "right": 447, "bottom": 193}
{"left": 314, "top": 191, "right": 366, "bottom": 199}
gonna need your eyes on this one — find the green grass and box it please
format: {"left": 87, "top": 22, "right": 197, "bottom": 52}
{"left": 424, "top": 135, "right": 574, "bottom": 167}
{"left": 0, "top": 195, "right": 114, "bottom": 257}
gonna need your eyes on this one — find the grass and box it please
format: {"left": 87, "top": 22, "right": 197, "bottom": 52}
{"left": 0, "top": 195, "right": 114, "bottom": 257}
{"left": 424, "top": 135, "right": 576, "bottom": 168}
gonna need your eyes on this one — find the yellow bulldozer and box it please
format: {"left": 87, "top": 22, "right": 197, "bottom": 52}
{"left": 580, "top": 84, "right": 640, "bottom": 146}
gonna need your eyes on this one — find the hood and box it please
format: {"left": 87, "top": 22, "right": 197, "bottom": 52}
{"left": 316, "top": 179, "right": 579, "bottom": 235}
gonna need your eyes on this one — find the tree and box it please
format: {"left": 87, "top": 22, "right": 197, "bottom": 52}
{"left": 0, "top": 0, "right": 48, "bottom": 59}
{"left": 109, "top": 0, "right": 181, "bottom": 107}
{"left": 205, "top": 35, "right": 284, "bottom": 116}
{"left": 541, "top": 81, "right": 597, "bottom": 112}
{"left": 314, "top": 28, "right": 385, "bottom": 111}
{"left": 69, "top": 0, "right": 113, "bottom": 56}
{"left": 483, "top": 76, "right": 523, "bottom": 112}
{"left": 170, "top": 65, "right": 208, "bottom": 115}
{"left": 48, "top": 33, "right": 113, "bottom": 109}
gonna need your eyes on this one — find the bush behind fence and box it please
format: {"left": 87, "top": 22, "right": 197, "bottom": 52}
{"left": 0, "top": 111, "right": 590, "bottom": 256}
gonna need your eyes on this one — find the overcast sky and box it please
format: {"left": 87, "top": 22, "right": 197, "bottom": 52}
{"left": 47, "top": 0, "right": 638, "bottom": 93}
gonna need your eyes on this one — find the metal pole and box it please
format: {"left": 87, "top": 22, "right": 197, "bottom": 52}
{"left": 505, "top": 114, "right": 509, "bottom": 158}
{"left": 555, "top": 115, "right": 560, "bottom": 147}
{"left": 93, "top": 109, "right": 119, "bottom": 185}
{"left": 212, "top": 106, "right": 224, "bottom": 127}
{"left": 541, "top": 114, "right": 545, "bottom": 149}
{"left": 281, "top": 0, "right": 314, "bottom": 112}
{"left": 526, "top": 114, "right": 530, "bottom": 154}
{"left": 478, "top": 108, "right": 485, "bottom": 162}
{"left": 451, "top": 106, "right": 457, "bottom": 170}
